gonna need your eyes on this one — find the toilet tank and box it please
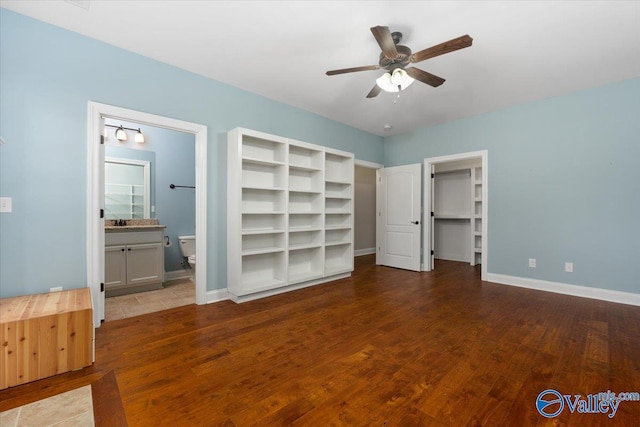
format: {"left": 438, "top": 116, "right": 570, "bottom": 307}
{"left": 178, "top": 235, "right": 196, "bottom": 257}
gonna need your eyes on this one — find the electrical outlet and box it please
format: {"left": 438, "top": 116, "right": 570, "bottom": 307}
{"left": 0, "top": 197, "right": 12, "bottom": 213}
{"left": 565, "top": 262, "right": 573, "bottom": 273}
{"left": 50, "top": 286, "right": 63, "bottom": 292}
{"left": 528, "top": 258, "right": 536, "bottom": 268}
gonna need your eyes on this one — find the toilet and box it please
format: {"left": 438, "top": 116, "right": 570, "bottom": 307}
{"left": 178, "top": 235, "right": 196, "bottom": 281}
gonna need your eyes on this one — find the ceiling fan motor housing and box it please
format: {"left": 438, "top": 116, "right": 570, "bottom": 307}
{"left": 379, "top": 45, "right": 412, "bottom": 69}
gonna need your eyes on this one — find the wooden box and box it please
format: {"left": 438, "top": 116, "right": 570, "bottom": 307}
{"left": 0, "top": 288, "right": 93, "bottom": 390}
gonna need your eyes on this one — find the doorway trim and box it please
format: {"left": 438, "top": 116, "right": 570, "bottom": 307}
{"left": 87, "top": 102, "right": 208, "bottom": 327}
{"left": 423, "top": 150, "right": 488, "bottom": 280}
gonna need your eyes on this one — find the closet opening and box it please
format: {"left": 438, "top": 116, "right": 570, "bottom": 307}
{"left": 423, "top": 151, "right": 488, "bottom": 281}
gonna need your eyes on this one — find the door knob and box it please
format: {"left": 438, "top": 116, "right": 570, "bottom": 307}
{"left": 411, "top": 221, "right": 420, "bottom": 224}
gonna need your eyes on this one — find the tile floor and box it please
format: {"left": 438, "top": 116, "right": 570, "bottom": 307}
{"left": 105, "top": 279, "right": 195, "bottom": 321}
{"left": 0, "top": 385, "right": 94, "bottom": 427}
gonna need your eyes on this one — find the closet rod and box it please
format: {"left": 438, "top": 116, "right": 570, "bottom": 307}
{"left": 169, "top": 184, "right": 195, "bottom": 189}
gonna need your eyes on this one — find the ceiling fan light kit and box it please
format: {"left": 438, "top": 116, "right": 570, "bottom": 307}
{"left": 326, "top": 26, "right": 473, "bottom": 98}
{"left": 376, "top": 68, "right": 415, "bottom": 93}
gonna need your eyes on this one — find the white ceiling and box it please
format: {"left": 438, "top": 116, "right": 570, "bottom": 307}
{"left": 3, "top": 1, "right": 640, "bottom": 136}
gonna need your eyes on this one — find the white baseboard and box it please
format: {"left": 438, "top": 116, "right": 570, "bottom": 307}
{"left": 164, "top": 269, "right": 192, "bottom": 282}
{"left": 354, "top": 247, "right": 376, "bottom": 257}
{"left": 206, "top": 288, "right": 229, "bottom": 304}
{"left": 486, "top": 273, "right": 640, "bottom": 307}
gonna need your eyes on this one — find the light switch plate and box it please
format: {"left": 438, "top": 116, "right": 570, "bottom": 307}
{"left": 565, "top": 262, "right": 573, "bottom": 273}
{"left": 0, "top": 197, "right": 12, "bottom": 213}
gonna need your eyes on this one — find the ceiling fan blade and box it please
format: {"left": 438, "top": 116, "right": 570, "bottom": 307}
{"left": 411, "top": 35, "right": 473, "bottom": 63}
{"left": 366, "top": 84, "right": 382, "bottom": 98}
{"left": 370, "top": 26, "right": 398, "bottom": 59}
{"left": 326, "top": 65, "right": 380, "bottom": 76}
{"left": 406, "top": 67, "right": 446, "bottom": 87}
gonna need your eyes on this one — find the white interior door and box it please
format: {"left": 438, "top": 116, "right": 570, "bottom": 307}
{"left": 376, "top": 164, "right": 421, "bottom": 271}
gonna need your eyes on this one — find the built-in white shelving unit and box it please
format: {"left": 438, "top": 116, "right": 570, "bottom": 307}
{"left": 471, "top": 166, "right": 483, "bottom": 266}
{"left": 228, "top": 128, "right": 354, "bottom": 302}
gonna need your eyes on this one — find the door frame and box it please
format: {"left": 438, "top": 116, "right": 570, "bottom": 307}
{"left": 87, "top": 102, "right": 208, "bottom": 327}
{"left": 423, "top": 150, "right": 488, "bottom": 280}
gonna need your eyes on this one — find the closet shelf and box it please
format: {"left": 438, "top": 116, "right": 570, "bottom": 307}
{"left": 325, "top": 225, "right": 351, "bottom": 231}
{"left": 434, "top": 214, "right": 471, "bottom": 220}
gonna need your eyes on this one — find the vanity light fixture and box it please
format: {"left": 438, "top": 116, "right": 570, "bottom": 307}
{"left": 135, "top": 129, "right": 145, "bottom": 143}
{"left": 104, "top": 124, "right": 145, "bottom": 143}
{"left": 115, "top": 126, "right": 127, "bottom": 141}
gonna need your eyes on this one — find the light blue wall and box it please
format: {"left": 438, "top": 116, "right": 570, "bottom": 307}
{"left": 105, "top": 120, "right": 196, "bottom": 273}
{"left": 384, "top": 77, "right": 640, "bottom": 294}
{"left": 0, "top": 9, "right": 384, "bottom": 297}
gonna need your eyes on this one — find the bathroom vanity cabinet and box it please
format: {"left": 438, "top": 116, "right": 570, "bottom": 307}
{"left": 105, "top": 228, "right": 164, "bottom": 296}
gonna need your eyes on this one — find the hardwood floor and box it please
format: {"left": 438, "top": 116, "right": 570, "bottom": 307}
{"left": 1, "top": 255, "right": 639, "bottom": 426}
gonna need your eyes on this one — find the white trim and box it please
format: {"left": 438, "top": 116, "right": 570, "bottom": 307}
{"left": 487, "top": 273, "right": 640, "bottom": 307}
{"left": 354, "top": 247, "right": 376, "bottom": 257}
{"left": 355, "top": 159, "right": 384, "bottom": 169}
{"left": 164, "top": 269, "right": 193, "bottom": 282}
{"left": 87, "top": 102, "right": 208, "bottom": 328}
{"left": 206, "top": 288, "right": 230, "bottom": 304}
{"left": 422, "top": 150, "right": 488, "bottom": 281}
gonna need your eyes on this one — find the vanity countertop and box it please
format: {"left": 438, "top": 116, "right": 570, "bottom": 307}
{"left": 105, "top": 219, "right": 165, "bottom": 232}
{"left": 105, "top": 225, "right": 166, "bottom": 232}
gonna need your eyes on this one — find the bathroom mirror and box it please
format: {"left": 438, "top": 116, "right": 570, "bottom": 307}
{"left": 105, "top": 157, "right": 151, "bottom": 219}
{"left": 105, "top": 145, "right": 156, "bottom": 220}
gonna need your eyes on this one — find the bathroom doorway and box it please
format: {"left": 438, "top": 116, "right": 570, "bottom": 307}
{"left": 87, "top": 102, "right": 208, "bottom": 327}
{"left": 103, "top": 118, "right": 197, "bottom": 321}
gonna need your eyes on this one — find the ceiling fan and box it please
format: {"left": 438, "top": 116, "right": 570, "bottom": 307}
{"left": 326, "top": 26, "right": 473, "bottom": 98}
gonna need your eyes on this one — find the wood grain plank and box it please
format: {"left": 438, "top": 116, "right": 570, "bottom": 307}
{"left": 0, "top": 258, "right": 638, "bottom": 425}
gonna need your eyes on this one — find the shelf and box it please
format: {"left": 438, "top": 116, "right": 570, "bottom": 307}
{"left": 242, "top": 156, "right": 285, "bottom": 167}
{"left": 242, "top": 247, "right": 286, "bottom": 256}
{"left": 289, "top": 189, "right": 322, "bottom": 194}
{"left": 288, "top": 272, "right": 323, "bottom": 284}
{"left": 325, "top": 225, "right": 350, "bottom": 231}
{"left": 242, "top": 210, "right": 286, "bottom": 215}
{"left": 289, "top": 227, "right": 322, "bottom": 233}
{"left": 325, "top": 241, "right": 351, "bottom": 247}
{"left": 242, "top": 277, "right": 286, "bottom": 290}
{"left": 243, "top": 185, "right": 286, "bottom": 191}
{"left": 325, "top": 195, "right": 351, "bottom": 200}
{"left": 474, "top": 247, "right": 482, "bottom": 253}
{"left": 473, "top": 231, "right": 482, "bottom": 236}
{"left": 289, "top": 211, "right": 322, "bottom": 215}
{"left": 325, "top": 179, "right": 351, "bottom": 185}
{"left": 242, "top": 229, "right": 285, "bottom": 235}
{"left": 434, "top": 214, "right": 471, "bottom": 220}
{"left": 289, "top": 164, "right": 322, "bottom": 172}
{"left": 325, "top": 210, "right": 351, "bottom": 215}
{"left": 289, "top": 243, "right": 323, "bottom": 251}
